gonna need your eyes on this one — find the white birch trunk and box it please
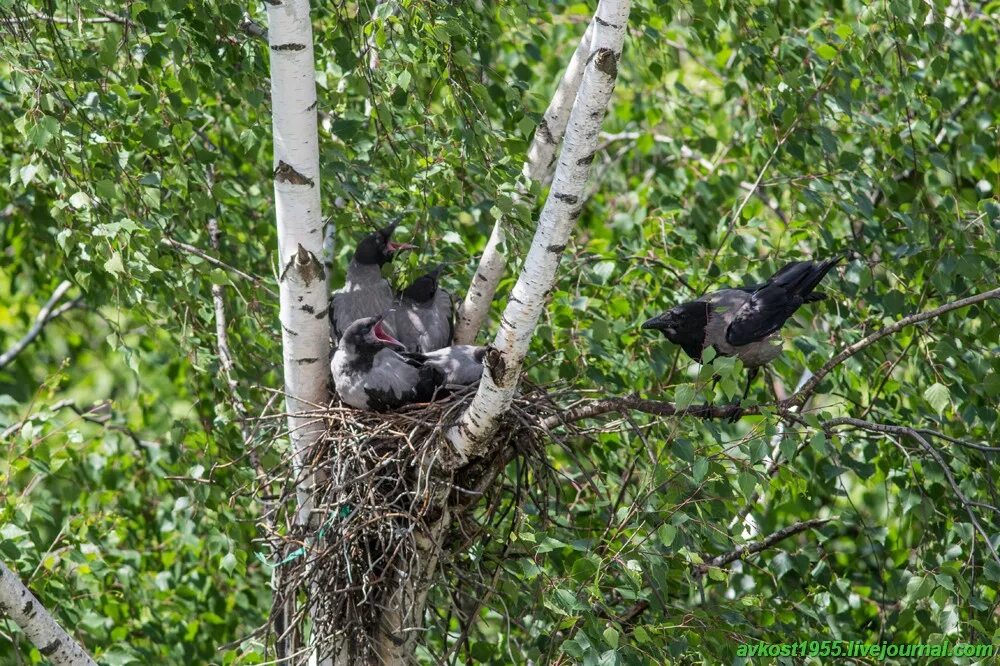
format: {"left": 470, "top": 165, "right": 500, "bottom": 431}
{"left": 453, "top": 13, "right": 597, "bottom": 345}
{"left": 453, "top": 220, "right": 505, "bottom": 344}
{"left": 448, "top": 1, "right": 631, "bottom": 460}
{"left": 0, "top": 560, "right": 96, "bottom": 666}
{"left": 267, "top": 0, "right": 327, "bottom": 526}
{"left": 266, "top": 2, "right": 328, "bottom": 663}
{"left": 523, "top": 17, "right": 595, "bottom": 185}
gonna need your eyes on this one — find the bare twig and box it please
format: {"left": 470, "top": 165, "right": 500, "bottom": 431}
{"left": 542, "top": 394, "right": 752, "bottom": 429}
{"left": 160, "top": 236, "right": 277, "bottom": 297}
{"left": 693, "top": 518, "right": 830, "bottom": 576}
{"left": 0, "top": 281, "right": 76, "bottom": 369}
{"left": 791, "top": 287, "right": 1000, "bottom": 405}
{"left": 824, "top": 417, "right": 1000, "bottom": 567}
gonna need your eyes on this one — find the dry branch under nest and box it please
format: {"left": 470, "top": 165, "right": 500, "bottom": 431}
{"left": 262, "top": 387, "right": 554, "bottom": 663}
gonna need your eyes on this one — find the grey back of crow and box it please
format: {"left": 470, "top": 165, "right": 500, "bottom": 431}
{"left": 330, "top": 224, "right": 414, "bottom": 344}
{"left": 385, "top": 265, "right": 454, "bottom": 353}
{"left": 643, "top": 257, "right": 842, "bottom": 368}
{"left": 398, "top": 344, "right": 485, "bottom": 386}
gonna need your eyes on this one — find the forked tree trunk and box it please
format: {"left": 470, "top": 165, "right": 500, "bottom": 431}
{"left": 453, "top": 12, "right": 597, "bottom": 345}
{"left": 265, "top": 0, "right": 328, "bottom": 662}
{"left": 449, "top": 0, "right": 632, "bottom": 459}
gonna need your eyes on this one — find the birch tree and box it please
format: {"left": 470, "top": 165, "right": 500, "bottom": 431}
{"left": 449, "top": 0, "right": 632, "bottom": 459}
{"left": 0, "top": 561, "right": 96, "bottom": 666}
{"left": 2, "top": 1, "right": 999, "bottom": 665}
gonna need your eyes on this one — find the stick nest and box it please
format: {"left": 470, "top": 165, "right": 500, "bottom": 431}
{"left": 263, "top": 386, "right": 557, "bottom": 663}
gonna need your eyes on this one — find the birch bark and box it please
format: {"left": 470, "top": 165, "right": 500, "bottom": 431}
{"left": 266, "top": 2, "right": 328, "bottom": 663}
{"left": 266, "top": 0, "right": 328, "bottom": 526}
{"left": 453, "top": 11, "right": 597, "bottom": 345}
{"left": 448, "top": 0, "right": 631, "bottom": 459}
{"left": 0, "top": 560, "right": 97, "bottom": 666}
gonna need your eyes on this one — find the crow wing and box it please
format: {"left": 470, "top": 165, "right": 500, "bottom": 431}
{"left": 725, "top": 258, "right": 840, "bottom": 347}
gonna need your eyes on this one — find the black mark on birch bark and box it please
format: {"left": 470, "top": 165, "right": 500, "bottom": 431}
{"left": 282, "top": 324, "right": 299, "bottom": 336}
{"left": 553, "top": 192, "right": 578, "bottom": 204}
{"left": 295, "top": 357, "right": 320, "bottom": 365}
{"left": 569, "top": 206, "right": 584, "bottom": 220}
{"left": 547, "top": 244, "right": 566, "bottom": 253}
{"left": 485, "top": 347, "right": 506, "bottom": 384}
{"left": 593, "top": 48, "right": 618, "bottom": 77}
{"left": 21, "top": 600, "right": 32, "bottom": 616}
{"left": 40, "top": 640, "right": 62, "bottom": 656}
{"left": 577, "top": 151, "right": 596, "bottom": 166}
{"left": 306, "top": 100, "right": 318, "bottom": 111}
{"left": 536, "top": 118, "right": 555, "bottom": 145}
{"left": 475, "top": 272, "right": 488, "bottom": 282}
{"left": 595, "top": 16, "right": 620, "bottom": 28}
{"left": 315, "top": 307, "right": 329, "bottom": 320}
{"left": 271, "top": 43, "right": 306, "bottom": 51}
{"left": 274, "top": 161, "right": 314, "bottom": 187}
{"left": 301, "top": 304, "right": 316, "bottom": 314}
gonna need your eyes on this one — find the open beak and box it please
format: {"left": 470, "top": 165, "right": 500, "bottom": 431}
{"left": 386, "top": 241, "right": 417, "bottom": 253}
{"left": 372, "top": 319, "right": 405, "bottom": 349}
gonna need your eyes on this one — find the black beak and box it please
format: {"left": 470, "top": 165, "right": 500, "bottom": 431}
{"left": 642, "top": 314, "right": 669, "bottom": 330}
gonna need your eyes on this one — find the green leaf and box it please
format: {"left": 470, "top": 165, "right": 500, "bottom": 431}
{"left": 923, "top": 383, "right": 950, "bottom": 414}
{"left": 104, "top": 252, "right": 125, "bottom": 276}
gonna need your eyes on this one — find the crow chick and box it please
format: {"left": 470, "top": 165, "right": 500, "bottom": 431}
{"left": 398, "top": 344, "right": 486, "bottom": 386}
{"left": 331, "top": 316, "right": 443, "bottom": 411}
{"left": 386, "top": 265, "right": 454, "bottom": 353}
{"left": 330, "top": 222, "right": 416, "bottom": 344}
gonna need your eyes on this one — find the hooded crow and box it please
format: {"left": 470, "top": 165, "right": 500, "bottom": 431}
{"left": 330, "top": 222, "right": 416, "bottom": 344}
{"left": 398, "top": 345, "right": 486, "bottom": 386}
{"left": 642, "top": 256, "right": 842, "bottom": 396}
{"left": 386, "top": 265, "right": 454, "bottom": 353}
{"left": 331, "top": 316, "right": 444, "bottom": 411}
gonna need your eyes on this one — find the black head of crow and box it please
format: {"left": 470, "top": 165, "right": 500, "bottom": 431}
{"left": 643, "top": 256, "right": 842, "bottom": 392}
{"left": 354, "top": 220, "right": 417, "bottom": 267}
{"left": 401, "top": 264, "right": 444, "bottom": 303}
{"left": 331, "top": 315, "right": 444, "bottom": 411}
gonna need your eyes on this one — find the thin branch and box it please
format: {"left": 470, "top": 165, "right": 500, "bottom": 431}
{"left": 824, "top": 417, "right": 1000, "bottom": 567}
{"left": 160, "top": 236, "right": 277, "bottom": 297}
{"left": 693, "top": 518, "right": 830, "bottom": 576}
{"left": 0, "top": 281, "right": 75, "bottom": 369}
{"left": 0, "top": 560, "right": 97, "bottom": 666}
{"left": 791, "top": 287, "right": 1000, "bottom": 405}
{"left": 541, "top": 394, "right": 751, "bottom": 429}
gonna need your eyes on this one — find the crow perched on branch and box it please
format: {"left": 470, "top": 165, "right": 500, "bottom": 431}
{"left": 642, "top": 256, "right": 843, "bottom": 398}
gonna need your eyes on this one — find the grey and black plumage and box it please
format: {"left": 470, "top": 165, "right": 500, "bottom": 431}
{"left": 330, "top": 222, "right": 416, "bottom": 344}
{"left": 399, "top": 345, "right": 486, "bottom": 386}
{"left": 642, "top": 257, "right": 842, "bottom": 393}
{"left": 331, "top": 316, "right": 444, "bottom": 411}
{"left": 386, "top": 265, "right": 454, "bottom": 353}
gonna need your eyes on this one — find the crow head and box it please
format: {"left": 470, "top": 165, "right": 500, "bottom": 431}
{"left": 354, "top": 220, "right": 417, "bottom": 266}
{"left": 340, "top": 315, "right": 407, "bottom": 353}
{"left": 642, "top": 301, "right": 710, "bottom": 362}
{"left": 402, "top": 265, "right": 444, "bottom": 303}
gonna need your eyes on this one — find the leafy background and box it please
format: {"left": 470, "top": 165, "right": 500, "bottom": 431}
{"left": 0, "top": 0, "right": 997, "bottom": 663}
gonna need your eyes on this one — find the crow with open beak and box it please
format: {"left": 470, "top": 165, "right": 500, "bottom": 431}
{"left": 330, "top": 316, "right": 443, "bottom": 411}
{"left": 642, "top": 256, "right": 843, "bottom": 399}
{"left": 386, "top": 264, "right": 454, "bottom": 353}
{"left": 330, "top": 221, "right": 417, "bottom": 345}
